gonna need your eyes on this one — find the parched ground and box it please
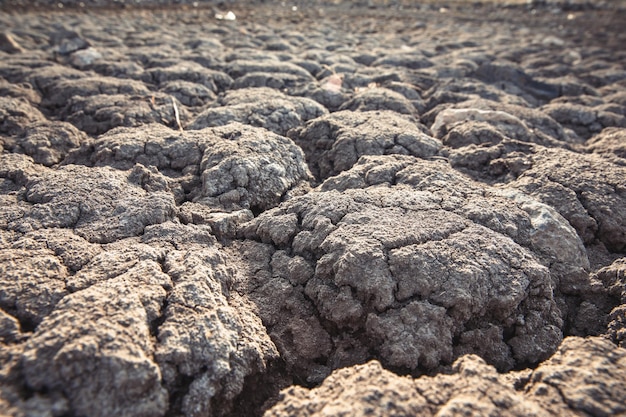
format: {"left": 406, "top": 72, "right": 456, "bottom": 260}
{"left": 1, "top": 1, "right": 626, "bottom": 416}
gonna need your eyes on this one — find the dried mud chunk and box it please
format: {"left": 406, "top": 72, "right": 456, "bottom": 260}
{"left": 12, "top": 220, "right": 277, "bottom": 417}
{"left": 295, "top": 83, "right": 350, "bottom": 112}
{"left": 142, "top": 61, "right": 233, "bottom": 92}
{"left": 22, "top": 228, "right": 102, "bottom": 273}
{"left": 88, "top": 122, "right": 312, "bottom": 212}
{"left": 0, "top": 97, "right": 45, "bottom": 136}
{"left": 595, "top": 258, "right": 626, "bottom": 346}
{"left": 160, "top": 80, "right": 217, "bottom": 107}
{"left": 384, "top": 81, "right": 426, "bottom": 112}
{"left": 141, "top": 222, "right": 278, "bottom": 417}
{"left": 233, "top": 71, "right": 311, "bottom": 91}
{"left": 431, "top": 107, "right": 566, "bottom": 148}
{"left": 198, "top": 123, "right": 313, "bottom": 212}
{"left": 267, "top": 337, "right": 626, "bottom": 417}
{"left": 289, "top": 110, "right": 440, "bottom": 179}
{"left": 339, "top": 87, "right": 417, "bottom": 115}
{"left": 4, "top": 121, "right": 86, "bottom": 166}
{"left": 586, "top": 127, "right": 626, "bottom": 165}
{"left": 61, "top": 93, "right": 189, "bottom": 135}
{"left": 0, "top": 153, "right": 46, "bottom": 187}
{"left": 265, "top": 360, "right": 429, "bottom": 417}
{"left": 21, "top": 64, "right": 86, "bottom": 98}
{"left": 240, "top": 161, "right": 568, "bottom": 378}
{"left": 507, "top": 147, "right": 626, "bottom": 251}
{"left": 87, "top": 123, "right": 204, "bottom": 172}
{"left": 524, "top": 336, "right": 626, "bottom": 416}
{"left": 542, "top": 102, "right": 626, "bottom": 140}
{"left": 69, "top": 47, "right": 104, "bottom": 69}
{"left": 42, "top": 76, "right": 150, "bottom": 108}
{"left": 190, "top": 87, "right": 327, "bottom": 136}
{"left": 474, "top": 61, "right": 560, "bottom": 101}
{"left": 366, "top": 300, "right": 454, "bottom": 370}
{"left": 0, "top": 232, "right": 68, "bottom": 329}
{"left": 450, "top": 141, "right": 626, "bottom": 252}
{"left": 425, "top": 98, "right": 568, "bottom": 143}
{"left": 320, "top": 155, "right": 589, "bottom": 291}
{"left": 372, "top": 51, "right": 433, "bottom": 70}
{"left": 265, "top": 356, "right": 537, "bottom": 417}
{"left": 423, "top": 78, "right": 533, "bottom": 114}
{"left": 414, "top": 354, "right": 549, "bottom": 417}
{"left": 226, "top": 59, "right": 314, "bottom": 81}
{"left": 49, "top": 28, "right": 90, "bottom": 56}
{"left": 9, "top": 164, "right": 177, "bottom": 244}
{"left": 0, "top": 79, "right": 41, "bottom": 104}
{"left": 21, "top": 262, "right": 170, "bottom": 417}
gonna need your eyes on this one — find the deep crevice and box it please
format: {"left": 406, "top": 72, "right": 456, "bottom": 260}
{"left": 164, "top": 373, "right": 196, "bottom": 417}
{"left": 228, "top": 359, "right": 292, "bottom": 417}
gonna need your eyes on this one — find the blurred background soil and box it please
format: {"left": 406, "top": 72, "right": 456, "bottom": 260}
{"left": 1, "top": 0, "right": 624, "bottom": 56}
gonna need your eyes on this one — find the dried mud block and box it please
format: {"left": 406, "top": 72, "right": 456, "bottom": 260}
{"left": 21, "top": 257, "right": 170, "bottom": 417}
{"left": 8, "top": 222, "right": 278, "bottom": 417}
{"left": 236, "top": 155, "right": 593, "bottom": 381}
{"left": 69, "top": 47, "right": 104, "bottom": 69}
{"left": 265, "top": 336, "right": 626, "bottom": 417}
{"left": 338, "top": 87, "right": 418, "bottom": 115}
{"left": 0, "top": 229, "right": 69, "bottom": 329}
{"left": 7, "top": 163, "right": 177, "bottom": 243}
{"left": 266, "top": 360, "right": 431, "bottom": 417}
{"left": 451, "top": 141, "right": 626, "bottom": 252}
{"left": 423, "top": 78, "right": 533, "bottom": 113}
{"left": 60, "top": 92, "right": 189, "bottom": 135}
{"left": 0, "top": 79, "right": 41, "bottom": 104}
{"left": 319, "top": 155, "right": 589, "bottom": 291}
{"left": 289, "top": 110, "right": 440, "bottom": 179}
{"left": 143, "top": 223, "right": 278, "bottom": 417}
{"left": 432, "top": 108, "right": 565, "bottom": 148}
{"left": 190, "top": 87, "right": 327, "bottom": 136}
{"left": 586, "top": 127, "right": 626, "bottom": 165}
{"left": 0, "top": 155, "right": 46, "bottom": 234}
{"left": 427, "top": 98, "right": 571, "bottom": 147}
{"left": 87, "top": 122, "right": 312, "bottom": 213}
{"left": 542, "top": 102, "right": 626, "bottom": 140}
{"left": 141, "top": 61, "right": 233, "bottom": 93}
{"left": 294, "top": 83, "right": 350, "bottom": 112}
{"left": 23, "top": 64, "right": 88, "bottom": 98}
{"left": 41, "top": 76, "right": 150, "bottom": 109}
{"left": 226, "top": 59, "right": 315, "bottom": 81}
{"left": 372, "top": 51, "right": 434, "bottom": 70}
{"left": 473, "top": 61, "right": 561, "bottom": 101}
{"left": 3, "top": 121, "right": 86, "bottom": 166}
{"left": 0, "top": 97, "right": 45, "bottom": 136}
{"left": 0, "top": 153, "right": 47, "bottom": 186}
{"left": 523, "top": 336, "right": 626, "bottom": 416}
{"left": 594, "top": 258, "right": 626, "bottom": 346}
{"left": 48, "top": 28, "right": 90, "bottom": 56}
{"left": 160, "top": 80, "right": 217, "bottom": 107}
{"left": 232, "top": 71, "right": 310, "bottom": 91}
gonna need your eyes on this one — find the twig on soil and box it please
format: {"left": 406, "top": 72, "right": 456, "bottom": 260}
{"left": 171, "top": 96, "right": 183, "bottom": 131}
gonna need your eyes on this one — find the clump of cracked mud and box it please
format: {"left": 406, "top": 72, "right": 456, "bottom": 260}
{"left": 1, "top": 0, "right": 626, "bottom": 416}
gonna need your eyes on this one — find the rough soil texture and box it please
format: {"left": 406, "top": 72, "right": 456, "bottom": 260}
{"left": 1, "top": 0, "right": 626, "bottom": 416}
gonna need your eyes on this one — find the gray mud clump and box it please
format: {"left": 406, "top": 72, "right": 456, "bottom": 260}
{"left": 1, "top": 1, "right": 626, "bottom": 417}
